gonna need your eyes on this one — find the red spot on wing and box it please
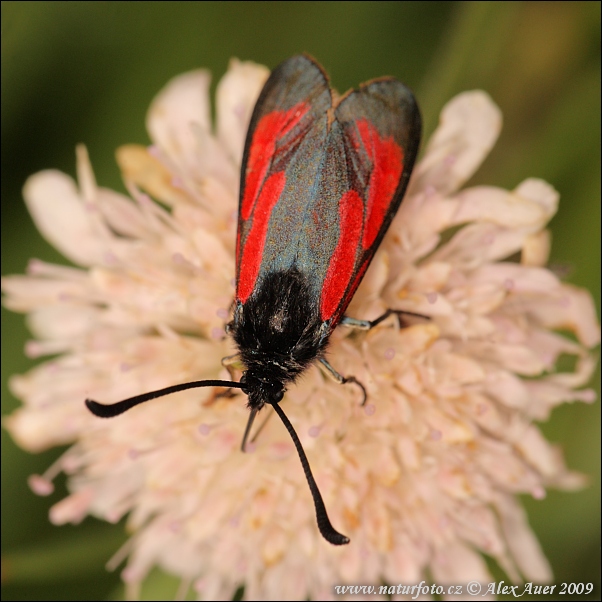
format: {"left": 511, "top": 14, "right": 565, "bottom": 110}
{"left": 320, "top": 119, "right": 404, "bottom": 324}
{"left": 240, "top": 103, "right": 309, "bottom": 222}
{"left": 355, "top": 119, "right": 404, "bottom": 250}
{"left": 237, "top": 172, "right": 286, "bottom": 303}
{"left": 320, "top": 190, "right": 363, "bottom": 321}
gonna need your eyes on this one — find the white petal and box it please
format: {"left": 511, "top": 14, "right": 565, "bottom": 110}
{"left": 484, "top": 370, "right": 530, "bottom": 409}
{"left": 147, "top": 70, "right": 211, "bottom": 163}
{"left": 469, "top": 263, "right": 560, "bottom": 294}
{"left": 451, "top": 185, "right": 554, "bottom": 230}
{"left": 525, "top": 284, "right": 601, "bottom": 348}
{"left": 496, "top": 496, "right": 553, "bottom": 583}
{"left": 515, "top": 425, "right": 564, "bottom": 477}
{"left": 216, "top": 59, "right": 269, "bottom": 165}
{"left": 23, "top": 171, "right": 105, "bottom": 266}
{"left": 96, "top": 188, "right": 151, "bottom": 238}
{"left": 430, "top": 223, "right": 530, "bottom": 269}
{"left": 514, "top": 178, "right": 559, "bottom": 220}
{"left": 411, "top": 91, "right": 502, "bottom": 196}
{"left": 1, "top": 274, "right": 88, "bottom": 312}
{"left": 431, "top": 543, "right": 493, "bottom": 593}
{"left": 26, "top": 305, "right": 101, "bottom": 340}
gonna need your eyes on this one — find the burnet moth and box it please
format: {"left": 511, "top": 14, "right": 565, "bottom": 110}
{"left": 86, "top": 55, "right": 421, "bottom": 546}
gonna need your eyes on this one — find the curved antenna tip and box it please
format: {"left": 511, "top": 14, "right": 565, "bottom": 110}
{"left": 85, "top": 398, "right": 122, "bottom": 418}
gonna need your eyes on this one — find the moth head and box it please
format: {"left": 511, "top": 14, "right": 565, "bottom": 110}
{"left": 241, "top": 370, "right": 285, "bottom": 409}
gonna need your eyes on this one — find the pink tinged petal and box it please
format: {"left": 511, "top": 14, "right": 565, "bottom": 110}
{"left": 525, "top": 380, "right": 596, "bottom": 421}
{"left": 446, "top": 282, "right": 506, "bottom": 315}
{"left": 216, "top": 59, "right": 270, "bottom": 165}
{"left": 495, "top": 496, "right": 553, "bottom": 583}
{"left": 27, "top": 305, "right": 101, "bottom": 340}
{"left": 49, "top": 488, "right": 95, "bottom": 525}
{"left": 478, "top": 440, "right": 539, "bottom": 492}
{"left": 158, "top": 536, "right": 205, "bottom": 580}
{"left": 553, "top": 470, "right": 588, "bottom": 491}
{"left": 28, "top": 474, "right": 55, "bottom": 496}
{"left": 191, "top": 229, "right": 232, "bottom": 277}
{"left": 406, "top": 262, "right": 452, "bottom": 293}
{"left": 431, "top": 543, "right": 493, "bottom": 594}
{"left": 515, "top": 425, "right": 565, "bottom": 478}
{"left": 96, "top": 187, "right": 152, "bottom": 238}
{"left": 388, "top": 191, "right": 457, "bottom": 261}
{"left": 25, "top": 259, "right": 87, "bottom": 281}
{"left": 469, "top": 263, "right": 560, "bottom": 295}
{"left": 429, "top": 223, "right": 530, "bottom": 270}
{"left": 522, "top": 229, "right": 551, "bottom": 267}
{"left": 514, "top": 178, "right": 559, "bottom": 220}
{"left": 527, "top": 284, "right": 601, "bottom": 348}
{"left": 484, "top": 371, "right": 530, "bottom": 409}
{"left": 5, "top": 406, "right": 84, "bottom": 452}
{"left": 469, "top": 342, "right": 545, "bottom": 376}
{"left": 384, "top": 545, "right": 423, "bottom": 584}
{"left": 24, "top": 339, "right": 71, "bottom": 358}
{"left": 23, "top": 171, "right": 106, "bottom": 266}
{"left": 424, "top": 408, "right": 474, "bottom": 443}
{"left": 451, "top": 186, "right": 545, "bottom": 229}
{"left": 1, "top": 274, "right": 89, "bottom": 313}
{"left": 395, "top": 288, "right": 455, "bottom": 317}
{"left": 434, "top": 353, "right": 486, "bottom": 384}
{"left": 147, "top": 69, "right": 211, "bottom": 162}
{"left": 546, "top": 353, "right": 598, "bottom": 390}
{"left": 451, "top": 505, "right": 507, "bottom": 556}
{"left": 526, "top": 328, "right": 585, "bottom": 367}
{"left": 90, "top": 269, "right": 189, "bottom": 320}
{"left": 189, "top": 120, "right": 237, "bottom": 185}
{"left": 410, "top": 91, "right": 502, "bottom": 197}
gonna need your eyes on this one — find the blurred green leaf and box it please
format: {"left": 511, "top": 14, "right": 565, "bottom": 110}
{"left": 2, "top": 524, "right": 125, "bottom": 584}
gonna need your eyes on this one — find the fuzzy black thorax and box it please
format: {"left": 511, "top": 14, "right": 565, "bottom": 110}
{"left": 230, "top": 270, "right": 329, "bottom": 408}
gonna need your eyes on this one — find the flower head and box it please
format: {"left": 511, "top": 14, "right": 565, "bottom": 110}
{"left": 3, "top": 59, "right": 599, "bottom": 600}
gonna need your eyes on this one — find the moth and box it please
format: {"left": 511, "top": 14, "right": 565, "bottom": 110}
{"left": 86, "top": 54, "right": 421, "bottom": 545}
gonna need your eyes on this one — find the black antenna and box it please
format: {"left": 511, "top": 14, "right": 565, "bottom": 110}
{"left": 85, "top": 379, "right": 350, "bottom": 545}
{"left": 85, "top": 380, "right": 246, "bottom": 418}
{"left": 268, "top": 400, "right": 349, "bottom": 545}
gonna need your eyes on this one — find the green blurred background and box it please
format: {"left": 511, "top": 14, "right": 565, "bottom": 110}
{"left": 1, "top": 2, "right": 599, "bottom": 600}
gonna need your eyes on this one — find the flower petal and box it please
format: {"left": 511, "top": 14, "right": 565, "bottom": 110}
{"left": 147, "top": 69, "right": 211, "bottom": 161}
{"left": 496, "top": 496, "right": 553, "bottom": 583}
{"left": 216, "top": 59, "right": 269, "bottom": 165}
{"left": 410, "top": 91, "right": 502, "bottom": 197}
{"left": 23, "top": 171, "right": 106, "bottom": 266}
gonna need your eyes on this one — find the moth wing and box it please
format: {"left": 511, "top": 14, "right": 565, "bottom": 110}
{"left": 236, "top": 55, "right": 332, "bottom": 303}
{"left": 318, "top": 78, "right": 421, "bottom": 324}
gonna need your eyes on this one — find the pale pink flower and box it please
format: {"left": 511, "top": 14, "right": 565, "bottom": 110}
{"left": 3, "top": 59, "right": 599, "bottom": 601}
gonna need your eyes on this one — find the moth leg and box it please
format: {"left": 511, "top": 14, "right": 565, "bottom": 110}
{"left": 241, "top": 408, "right": 258, "bottom": 452}
{"left": 340, "top": 309, "right": 429, "bottom": 331}
{"left": 240, "top": 407, "right": 275, "bottom": 452}
{"left": 319, "top": 358, "right": 367, "bottom": 406}
{"left": 221, "top": 353, "right": 243, "bottom": 380}
{"left": 216, "top": 354, "right": 244, "bottom": 398}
